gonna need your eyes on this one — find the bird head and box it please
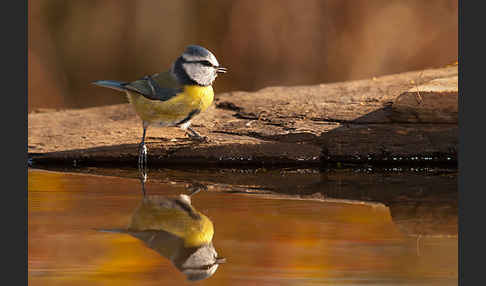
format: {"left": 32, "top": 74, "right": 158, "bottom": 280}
{"left": 172, "top": 45, "right": 227, "bottom": 86}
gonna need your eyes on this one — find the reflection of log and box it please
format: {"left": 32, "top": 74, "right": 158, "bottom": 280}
{"left": 28, "top": 66, "right": 457, "bottom": 167}
{"left": 86, "top": 166, "right": 456, "bottom": 238}
{"left": 389, "top": 201, "right": 457, "bottom": 237}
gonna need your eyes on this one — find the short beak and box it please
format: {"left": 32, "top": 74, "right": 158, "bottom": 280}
{"left": 215, "top": 257, "right": 227, "bottom": 264}
{"left": 216, "top": 67, "right": 228, "bottom": 74}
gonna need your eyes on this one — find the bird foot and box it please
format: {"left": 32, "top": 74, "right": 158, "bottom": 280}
{"left": 186, "top": 127, "right": 209, "bottom": 143}
{"left": 187, "top": 182, "right": 208, "bottom": 196}
{"left": 188, "top": 134, "right": 209, "bottom": 143}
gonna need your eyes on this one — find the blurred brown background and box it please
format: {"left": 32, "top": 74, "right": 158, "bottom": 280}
{"left": 28, "top": 0, "right": 457, "bottom": 112}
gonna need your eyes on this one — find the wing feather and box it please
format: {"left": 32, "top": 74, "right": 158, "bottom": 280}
{"left": 124, "top": 71, "right": 183, "bottom": 101}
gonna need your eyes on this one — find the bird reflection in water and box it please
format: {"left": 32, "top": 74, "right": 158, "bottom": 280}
{"left": 103, "top": 170, "right": 226, "bottom": 281}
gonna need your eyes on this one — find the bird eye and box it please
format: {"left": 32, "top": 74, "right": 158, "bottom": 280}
{"left": 200, "top": 60, "right": 213, "bottom": 67}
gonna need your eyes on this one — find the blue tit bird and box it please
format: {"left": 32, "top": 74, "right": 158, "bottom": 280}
{"left": 100, "top": 193, "right": 226, "bottom": 281}
{"left": 92, "top": 45, "right": 227, "bottom": 168}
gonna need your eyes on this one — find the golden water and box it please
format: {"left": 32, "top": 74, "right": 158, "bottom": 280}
{"left": 28, "top": 169, "right": 457, "bottom": 285}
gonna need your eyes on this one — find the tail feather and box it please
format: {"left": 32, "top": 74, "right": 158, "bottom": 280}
{"left": 92, "top": 80, "right": 127, "bottom": 92}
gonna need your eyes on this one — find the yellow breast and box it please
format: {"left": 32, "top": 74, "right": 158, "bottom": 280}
{"left": 126, "top": 85, "right": 214, "bottom": 125}
{"left": 129, "top": 200, "right": 215, "bottom": 247}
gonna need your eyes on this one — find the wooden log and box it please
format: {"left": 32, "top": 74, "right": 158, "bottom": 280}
{"left": 28, "top": 66, "right": 458, "bottom": 167}
{"left": 390, "top": 76, "right": 458, "bottom": 123}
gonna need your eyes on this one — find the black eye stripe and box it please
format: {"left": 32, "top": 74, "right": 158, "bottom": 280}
{"left": 182, "top": 59, "right": 215, "bottom": 67}
{"left": 195, "top": 60, "right": 214, "bottom": 67}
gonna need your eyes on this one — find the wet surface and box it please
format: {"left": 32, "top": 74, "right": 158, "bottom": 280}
{"left": 28, "top": 168, "right": 457, "bottom": 285}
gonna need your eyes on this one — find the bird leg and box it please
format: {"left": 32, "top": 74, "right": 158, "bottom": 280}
{"left": 139, "top": 168, "right": 148, "bottom": 197}
{"left": 138, "top": 123, "right": 148, "bottom": 170}
{"left": 138, "top": 142, "right": 147, "bottom": 167}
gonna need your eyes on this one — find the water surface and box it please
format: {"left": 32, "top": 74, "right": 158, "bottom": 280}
{"left": 28, "top": 169, "right": 457, "bottom": 285}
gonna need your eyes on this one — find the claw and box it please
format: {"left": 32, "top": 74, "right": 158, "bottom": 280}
{"left": 187, "top": 183, "right": 208, "bottom": 196}
{"left": 186, "top": 127, "right": 209, "bottom": 143}
{"left": 188, "top": 134, "right": 209, "bottom": 143}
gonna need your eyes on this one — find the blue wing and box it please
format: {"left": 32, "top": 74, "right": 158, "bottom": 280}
{"left": 93, "top": 71, "right": 183, "bottom": 102}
